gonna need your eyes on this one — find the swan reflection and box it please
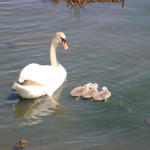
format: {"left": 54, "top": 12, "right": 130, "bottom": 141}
{"left": 12, "top": 83, "right": 67, "bottom": 126}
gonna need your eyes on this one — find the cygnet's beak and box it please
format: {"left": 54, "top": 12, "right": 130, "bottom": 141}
{"left": 62, "top": 40, "right": 69, "bottom": 51}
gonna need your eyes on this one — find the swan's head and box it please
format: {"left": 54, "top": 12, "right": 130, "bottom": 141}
{"left": 102, "top": 87, "right": 108, "bottom": 91}
{"left": 55, "top": 32, "right": 69, "bottom": 50}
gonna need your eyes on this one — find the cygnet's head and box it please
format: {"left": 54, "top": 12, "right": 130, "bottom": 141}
{"left": 102, "top": 87, "right": 108, "bottom": 91}
{"left": 84, "top": 83, "right": 93, "bottom": 89}
{"left": 93, "top": 83, "right": 98, "bottom": 89}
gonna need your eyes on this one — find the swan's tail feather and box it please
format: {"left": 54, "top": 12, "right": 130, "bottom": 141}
{"left": 12, "top": 82, "right": 31, "bottom": 99}
{"left": 12, "top": 82, "right": 47, "bottom": 99}
{"left": 19, "top": 77, "right": 24, "bottom": 83}
{"left": 12, "top": 82, "right": 21, "bottom": 90}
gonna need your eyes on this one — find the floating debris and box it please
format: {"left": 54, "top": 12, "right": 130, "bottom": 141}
{"left": 137, "top": 118, "right": 150, "bottom": 130}
{"left": 14, "top": 140, "right": 28, "bottom": 150}
{"left": 7, "top": 40, "right": 15, "bottom": 48}
{"left": 144, "top": 118, "right": 150, "bottom": 127}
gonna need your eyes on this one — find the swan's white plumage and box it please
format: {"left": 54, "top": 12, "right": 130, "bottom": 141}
{"left": 12, "top": 32, "right": 68, "bottom": 99}
{"left": 19, "top": 63, "right": 66, "bottom": 96}
{"left": 13, "top": 82, "right": 47, "bottom": 98}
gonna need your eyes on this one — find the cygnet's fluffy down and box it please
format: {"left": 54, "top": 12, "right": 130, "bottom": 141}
{"left": 92, "top": 91, "right": 104, "bottom": 101}
{"left": 82, "top": 83, "right": 98, "bottom": 99}
{"left": 71, "top": 83, "right": 111, "bottom": 101}
{"left": 71, "top": 83, "right": 93, "bottom": 97}
{"left": 102, "top": 87, "right": 111, "bottom": 99}
{"left": 93, "top": 87, "right": 111, "bottom": 101}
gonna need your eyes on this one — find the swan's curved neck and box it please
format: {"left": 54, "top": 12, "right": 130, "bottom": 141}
{"left": 50, "top": 36, "right": 59, "bottom": 68}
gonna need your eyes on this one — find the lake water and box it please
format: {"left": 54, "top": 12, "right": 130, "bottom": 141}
{"left": 0, "top": 0, "right": 150, "bottom": 149}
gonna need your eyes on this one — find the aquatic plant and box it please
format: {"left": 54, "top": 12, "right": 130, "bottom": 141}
{"left": 41, "top": 0, "right": 125, "bottom": 8}
{"left": 113, "top": 101, "right": 132, "bottom": 113}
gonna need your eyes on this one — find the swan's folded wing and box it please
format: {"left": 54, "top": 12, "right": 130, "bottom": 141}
{"left": 19, "top": 63, "right": 63, "bottom": 86}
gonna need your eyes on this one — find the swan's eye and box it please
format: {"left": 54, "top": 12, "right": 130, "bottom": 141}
{"left": 60, "top": 37, "right": 66, "bottom": 43}
{"left": 61, "top": 37, "right": 69, "bottom": 50}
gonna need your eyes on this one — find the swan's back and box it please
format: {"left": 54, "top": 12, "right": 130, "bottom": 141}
{"left": 19, "top": 63, "right": 67, "bottom": 96}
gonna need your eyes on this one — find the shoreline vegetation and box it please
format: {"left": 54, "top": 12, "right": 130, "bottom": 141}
{"left": 41, "top": 0, "right": 125, "bottom": 8}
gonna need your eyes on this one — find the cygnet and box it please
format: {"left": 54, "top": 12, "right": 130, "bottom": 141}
{"left": 71, "top": 83, "right": 92, "bottom": 97}
{"left": 93, "top": 87, "right": 111, "bottom": 101}
{"left": 82, "top": 83, "right": 98, "bottom": 99}
{"left": 101, "top": 87, "right": 111, "bottom": 100}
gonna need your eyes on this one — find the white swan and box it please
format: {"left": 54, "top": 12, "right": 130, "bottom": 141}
{"left": 12, "top": 32, "right": 69, "bottom": 106}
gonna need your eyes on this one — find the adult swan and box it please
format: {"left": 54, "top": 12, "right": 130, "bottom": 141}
{"left": 12, "top": 32, "right": 69, "bottom": 106}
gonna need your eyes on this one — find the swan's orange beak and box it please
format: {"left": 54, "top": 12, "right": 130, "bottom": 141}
{"left": 62, "top": 41, "right": 69, "bottom": 51}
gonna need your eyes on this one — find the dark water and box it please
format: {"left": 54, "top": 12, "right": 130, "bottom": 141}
{"left": 0, "top": 0, "right": 150, "bottom": 149}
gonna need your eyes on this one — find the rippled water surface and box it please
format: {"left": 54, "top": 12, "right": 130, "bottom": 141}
{"left": 0, "top": 0, "right": 150, "bottom": 149}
